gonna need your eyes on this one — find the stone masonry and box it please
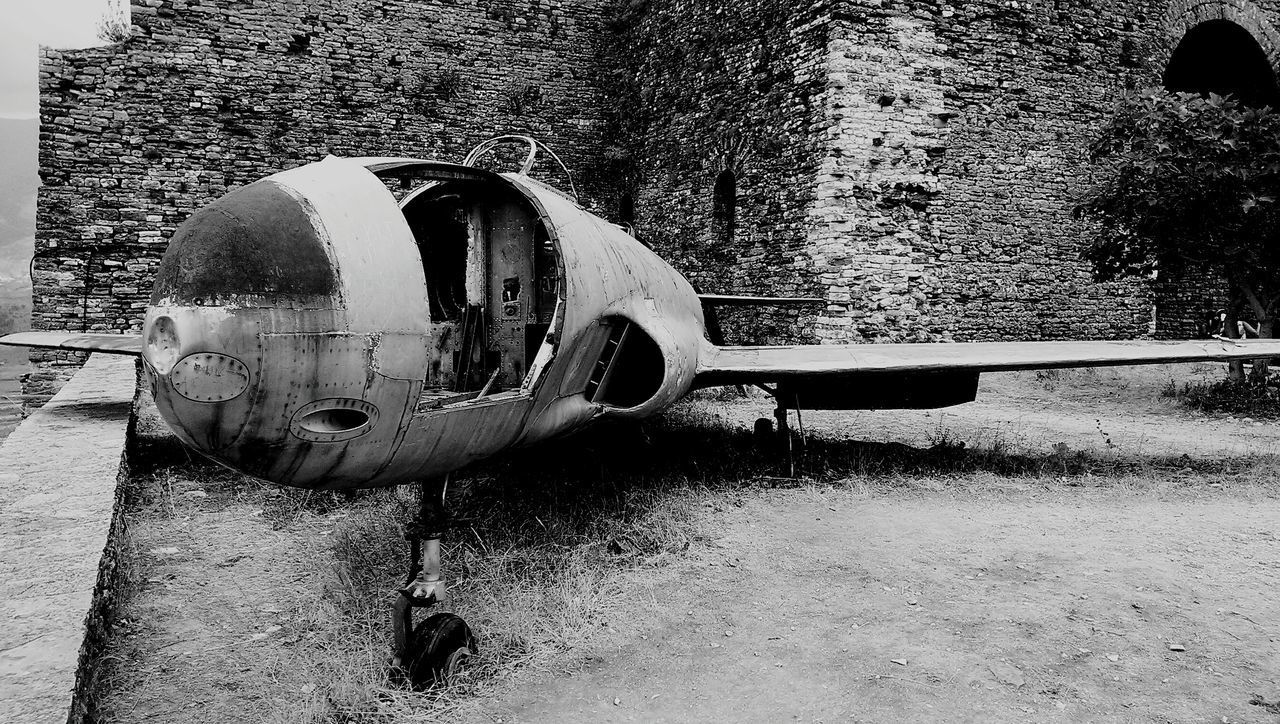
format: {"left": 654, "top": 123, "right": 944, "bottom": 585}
{"left": 32, "top": 0, "right": 616, "bottom": 398}
{"left": 610, "top": 0, "right": 1280, "bottom": 344}
{"left": 0, "top": 354, "right": 136, "bottom": 724}
{"left": 31, "top": 0, "right": 1280, "bottom": 386}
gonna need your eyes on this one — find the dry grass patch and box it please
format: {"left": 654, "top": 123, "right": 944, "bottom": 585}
{"left": 90, "top": 391, "right": 1280, "bottom": 722}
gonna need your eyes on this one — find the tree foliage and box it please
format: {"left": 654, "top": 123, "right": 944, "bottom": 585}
{"left": 1076, "top": 88, "right": 1280, "bottom": 337}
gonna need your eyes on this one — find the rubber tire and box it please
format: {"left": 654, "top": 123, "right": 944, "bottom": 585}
{"left": 405, "top": 613, "right": 477, "bottom": 689}
{"left": 753, "top": 417, "right": 774, "bottom": 447}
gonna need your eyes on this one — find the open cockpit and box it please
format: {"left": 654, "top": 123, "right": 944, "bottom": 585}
{"left": 399, "top": 180, "right": 561, "bottom": 409}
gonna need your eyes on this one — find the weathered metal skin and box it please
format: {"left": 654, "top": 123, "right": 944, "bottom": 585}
{"left": 126, "top": 154, "right": 1280, "bottom": 492}
{"left": 141, "top": 157, "right": 707, "bottom": 490}
{"left": 19, "top": 154, "right": 1280, "bottom": 491}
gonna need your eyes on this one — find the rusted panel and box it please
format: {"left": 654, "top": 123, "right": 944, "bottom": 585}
{"left": 465, "top": 212, "right": 486, "bottom": 307}
{"left": 484, "top": 199, "right": 536, "bottom": 388}
{"left": 146, "top": 305, "right": 264, "bottom": 454}
{"left": 151, "top": 180, "right": 337, "bottom": 307}
{"left": 169, "top": 352, "right": 250, "bottom": 402}
{"left": 372, "top": 333, "right": 430, "bottom": 382}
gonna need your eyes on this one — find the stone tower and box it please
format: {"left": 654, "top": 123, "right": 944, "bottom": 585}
{"left": 29, "top": 0, "right": 1280, "bottom": 395}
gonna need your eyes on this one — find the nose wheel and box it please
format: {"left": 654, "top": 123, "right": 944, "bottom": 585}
{"left": 403, "top": 612, "right": 477, "bottom": 687}
{"left": 391, "top": 476, "right": 477, "bottom": 688}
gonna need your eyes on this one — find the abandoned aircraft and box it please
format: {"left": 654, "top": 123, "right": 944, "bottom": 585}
{"left": 7, "top": 136, "right": 1280, "bottom": 686}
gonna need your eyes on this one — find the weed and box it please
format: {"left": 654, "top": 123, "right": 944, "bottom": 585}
{"left": 502, "top": 84, "right": 543, "bottom": 116}
{"left": 95, "top": 0, "right": 130, "bottom": 43}
{"left": 95, "top": 380, "right": 1280, "bottom": 721}
{"left": 433, "top": 70, "right": 465, "bottom": 101}
{"left": 405, "top": 69, "right": 467, "bottom": 118}
{"left": 1095, "top": 419, "right": 1116, "bottom": 449}
{"left": 1166, "top": 374, "right": 1280, "bottom": 418}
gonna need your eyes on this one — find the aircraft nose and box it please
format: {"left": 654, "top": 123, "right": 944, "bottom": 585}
{"left": 143, "top": 177, "right": 344, "bottom": 454}
{"left": 150, "top": 178, "right": 340, "bottom": 308}
{"left": 142, "top": 308, "right": 259, "bottom": 452}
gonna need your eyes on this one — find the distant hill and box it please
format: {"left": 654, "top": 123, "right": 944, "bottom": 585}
{"left": 0, "top": 116, "right": 37, "bottom": 331}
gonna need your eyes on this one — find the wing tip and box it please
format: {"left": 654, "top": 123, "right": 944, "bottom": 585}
{"left": 0, "top": 331, "right": 144, "bottom": 356}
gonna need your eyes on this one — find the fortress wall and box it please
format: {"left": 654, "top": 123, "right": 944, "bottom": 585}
{"left": 619, "top": 0, "right": 1161, "bottom": 344}
{"left": 922, "top": 0, "right": 1159, "bottom": 342}
{"left": 31, "top": 0, "right": 614, "bottom": 399}
{"left": 33, "top": 0, "right": 1280, "bottom": 372}
{"left": 618, "top": 0, "right": 1280, "bottom": 343}
{"left": 605, "top": 0, "right": 835, "bottom": 345}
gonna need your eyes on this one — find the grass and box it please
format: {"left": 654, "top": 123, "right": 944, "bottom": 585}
{"left": 1164, "top": 372, "right": 1280, "bottom": 419}
{"left": 90, "top": 382, "right": 1280, "bottom": 723}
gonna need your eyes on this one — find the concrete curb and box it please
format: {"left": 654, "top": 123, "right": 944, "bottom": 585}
{"left": 0, "top": 354, "right": 138, "bottom": 724}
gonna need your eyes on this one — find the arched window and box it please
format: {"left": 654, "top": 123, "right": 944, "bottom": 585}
{"left": 711, "top": 169, "right": 736, "bottom": 245}
{"left": 619, "top": 193, "right": 635, "bottom": 227}
{"left": 1163, "top": 20, "right": 1280, "bottom": 108}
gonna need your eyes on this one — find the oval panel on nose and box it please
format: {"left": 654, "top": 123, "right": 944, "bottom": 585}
{"left": 170, "top": 352, "right": 251, "bottom": 403}
{"left": 290, "top": 398, "right": 380, "bottom": 443}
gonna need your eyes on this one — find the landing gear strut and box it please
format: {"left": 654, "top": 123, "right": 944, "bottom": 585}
{"left": 755, "top": 385, "right": 805, "bottom": 477}
{"left": 391, "top": 476, "right": 476, "bottom": 688}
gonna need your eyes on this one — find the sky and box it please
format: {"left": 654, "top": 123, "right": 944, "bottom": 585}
{"left": 0, "top": 2, "right": 116, "bottom": 315}
{"left": 1, "top": 1, "right": 115, "bottom": 119}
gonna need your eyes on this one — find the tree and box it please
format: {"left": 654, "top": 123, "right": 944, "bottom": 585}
{"left": 1076, "top": 88, "right": 1280, "bottom": 354}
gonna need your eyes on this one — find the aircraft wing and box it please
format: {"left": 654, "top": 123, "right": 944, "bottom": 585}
{"left": 695, "top": 338, "right": 1280, "bottom": 386}
{"left": 0, "top": 332, "right": 143, "bottom": 356}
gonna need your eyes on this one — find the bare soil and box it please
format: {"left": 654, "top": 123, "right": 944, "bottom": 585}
{"left": 484, "top": 492, "right": 1280, "bottom": 723}
{"left": 94, "top": 364, "right": 1280, "bottom": 723}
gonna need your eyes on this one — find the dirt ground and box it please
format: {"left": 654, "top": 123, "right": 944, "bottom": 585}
{"left": 94, "top": 364, "right": 1280, "bottom": 723}
{"left": 484, "top": 493, "right": 1280, "bottom": 723}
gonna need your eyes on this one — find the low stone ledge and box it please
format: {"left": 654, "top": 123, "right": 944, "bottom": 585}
{"left": 0, "top": 354, "right": 138, "bottom": 724}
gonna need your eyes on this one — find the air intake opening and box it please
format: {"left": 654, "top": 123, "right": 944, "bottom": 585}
{"left": 290, "top": 398, "right": 380, "bottom": 442}
{"left": 586, "top": 317, "right": 665, "bottom": 408}
{"left": 298, "top": 408, "right": 369, "bottom": 434}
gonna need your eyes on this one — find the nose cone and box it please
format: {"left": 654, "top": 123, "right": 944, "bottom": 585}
{"left": 151, "top": 179, "right": 339, "bottom": 308}
{"left": 142, "top": 159, "right": 432, "bottom": 490}
{"left": 144, "top": 178, "right": 341, "bottom": 456}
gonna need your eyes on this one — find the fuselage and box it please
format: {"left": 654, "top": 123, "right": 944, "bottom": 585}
{"left": 142, "top": 157, "right": 708, "bottom": 490}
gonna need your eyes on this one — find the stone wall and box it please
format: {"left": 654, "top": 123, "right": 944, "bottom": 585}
{"left": 614, "top": 0, "right": 1280, "bottom": 344}
{"left": 603, "top": 0, "right": 834, "bottom": 345}
{"left": 31, "top": 0, "right": 615, "bottom": 398}
{"left": 923, "top": 0, "right": 1159, "bottom": 342}
{"left": 33, "top": 0, "right": 1280, "bottom": 380}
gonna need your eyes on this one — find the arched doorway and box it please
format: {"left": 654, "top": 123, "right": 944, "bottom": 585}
{"left": 1163, "top": 19, "right": 1280, "bottom": 107}
{"left": 1154, "top": 19, "right": 1280, "bottom": 338}
{"left": 711, "top": 169, "right": 736, "bottom": 245}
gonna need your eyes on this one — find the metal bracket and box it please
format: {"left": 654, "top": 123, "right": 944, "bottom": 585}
{"left": 391, "top": 478, "right": 450, "bottom": 663}
{"left": 391, "top": 538, "right": 448, "bottom": 662}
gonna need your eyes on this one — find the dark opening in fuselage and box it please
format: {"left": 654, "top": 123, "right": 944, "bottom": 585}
{"left": 399, "top": 183, "right": 560, "bottom": 399}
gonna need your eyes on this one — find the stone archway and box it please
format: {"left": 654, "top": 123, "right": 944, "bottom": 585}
{"left": 1151, "top": 2, "right": 1280, "bottom": 338}
{"left": 1161, "top": 0, "right": 1280, "bottom": 72}
{"left": 1164, "top": 18, "right": 1280, "bottom": 106}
